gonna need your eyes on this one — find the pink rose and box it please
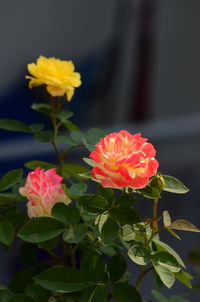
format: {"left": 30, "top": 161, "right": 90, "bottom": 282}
{"left": 89, "top": 131, "right": 159, "bottom": 189}
{"left": 19, "top": 167, "right": 71, "bottom": 218}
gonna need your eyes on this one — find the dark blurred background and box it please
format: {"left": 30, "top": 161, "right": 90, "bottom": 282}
{"left": 0, "top": 0, "right": 200, "bottom": 300}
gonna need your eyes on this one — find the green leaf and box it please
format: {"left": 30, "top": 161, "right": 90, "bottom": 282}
{"left": 0, "top": 289, "right": 14, "bottom": 302}
{"left": 34, "top": 265, "right": 87, "bottom": 292}
{"left": 99, "top": 245, "right": 116, "bottom": 257}
{"left": 128, "top": 245, "right": 151, "bottom": 265}
{"left": 153, "top": 271, "right": 163, "bottom": 290}
{"left": 56, "top": 135, "right": 76, "bottom": 146}
{"left": 78, "top": 172, "right": 92, "bottom": 180}
{"left": 163, "top": 211, "right": 171, "bottom": 227}
{"left": 0, "top": 193, "right": 22, "bottom": 205}
{"left": 151, "top": 290, "right": 189, "bottom": 302}
{"left": 0, "top": 221, "right": 15, "bottom": 245}
{"left": 80, "top": 212, "right": 96, "bottom": 223}
{"left": 55, "top": 109, "right": 73, "bottom": 121}
{"left": 174, "top": 270, "right": 193, "bottom": 289}
{"left": 137, "top": 186, "right": 160, "bottom": 199}
{"left": 152, "top": 262, "right": 175, "bottom": 288}
{"left": 3, "top": 209, "right": 25, "bottom": 227}
{"left": 25, "top": 283, "right": 49, "bottom": 301}
{"left": 70, "top": 131, "right": 84, "bottom": 143}
{"left": 153, "top": 251, "right": 180, "bottom": 272}
{"left": 113, "top": 283, "right": 142, "bottom": 302}
{"left": 110, "top": 205, "right": 140, "bottom": 225}
{"left": 153, "top": 239, "right": 186, "bottom": 268}
{"left": 0, "top": 169, "right": 23, "bottom": 192}
{"left": 31, "top": 103, "right": 51, "bottom": 114}
{"left": 9, "top": 294, "right": 35, "bottom": 302}
{"left": 107, "top": 254, "right": 127, "bottom": 282}
{"left": 52, "top": 204, "right": 80, "bottom": 225}
{"left": 0, "top": 119, "right": 32, "bottom": 133}
{"left": 86, "top": 128, "right": 106, "bottom": 144}
{"left": 163, "top": 175, "right": 189, "bottom": 194}
{"left": 62, "top": 164, "right": 88, "bottom": 181}
{"left": 34, "top": 131, "right": 53, "bottom": 143}
{"left": 121, "top": 225, "right": 136, "bottom": 241}
{"left": 9, "top": 268, "right": 34, "bottom": 294}
{"left": 116, "top": 194, "right": 136, "bottom": 207}
{"left": 18, "top": 217, "right": 65, "bottom": 243}
{"left": 169, "top": 296, "right": 189, "bottom": 302}
{"left": 68, "top": 183, "right": 87, "bottom": 196}
{"left": 29, "top": 123, "right": 44, "bottom": 133}
{"left": 82, "top": 158, "right": 95, "bottom": 167}
{"left": 81, "top": 285, "right": 108, "bottom": 302}
{"left": 100, "top": 217, "right": 119, "bottom": 244}
{"left": 24, "top": 160, "right": 56, "bottom": 170}
{"left": 80, "top": 249, "right": 105, "bottom": 282}
{"left": 171, "top": 219, "right": 200, "bottom": 232}
{"left": 165, "top": 227, "right": 181, "bottom": 240}
{"left": 151, "top": 290, "right": 168, "bottom": 302}
{"left": 63, "top": 224, "right": 87, "bottom": 243}
{"left": 89, "top": 195, "right": 108, "bottom": 210}
{"left": 78, "top": 195, "right": 108, "bottom": 213}
{"left": 20, "top": 243, "right": 38, "bottom": 265}
{"left": 12, "top": 181, "right": 25, "bottom": 198}
{"left": 63, "top": 120, "right": 80, "bottom": 131}
{"left": 84, "top": 128, "right": 106, "bottom": 151}
{"left": 95, "top": 213, "right": 108, "bottom": 232}
{"left": 98, "top": 185, "right": 114, "bottom": 201}
{"left": 38, "top": 236, "right": 60, "bottom": 252}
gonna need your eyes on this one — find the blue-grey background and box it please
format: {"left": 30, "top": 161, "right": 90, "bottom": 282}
{"left": 0, "top": 0, "right": 200, "bottom": 300}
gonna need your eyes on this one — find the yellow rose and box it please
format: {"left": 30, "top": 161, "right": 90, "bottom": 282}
{"left": 26, "top": 56, "right": 81, "bottom": 101}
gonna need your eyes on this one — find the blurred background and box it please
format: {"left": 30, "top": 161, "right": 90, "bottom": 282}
{"left": 0, "top": 0, "right": 200, "bottom": 300}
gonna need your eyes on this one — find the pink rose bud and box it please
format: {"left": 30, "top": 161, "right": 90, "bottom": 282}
{"left": 19, "top": 167, "right": 71, "bottom": 218}
{"left": 89, "top": 131, "right": 159, "bottom": 189}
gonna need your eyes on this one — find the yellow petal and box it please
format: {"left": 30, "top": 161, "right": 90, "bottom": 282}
{"left": 66, "top": 87, "right": 75, "bottom": 101}
{"left": 46, "top": 85, "right": 65, "bottom": 97}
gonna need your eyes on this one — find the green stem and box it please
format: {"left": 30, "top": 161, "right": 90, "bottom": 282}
{"left": 135, "top": 266, "right": 153, "bottom": 288}
{"left": 62, "top": 144, "right": 84, "bottom": 159}
{"left": 58, "top": 154, "right": 64, "bottom": 176}
{"left": 153, "top": 199, "right": 158, "bottom": 221}
{"left": 146, "top": 199, "right": 159, "bottom": 246}
{"left": 86, "top": 232, "right": 95, "bottom": 242}
{"left": 50, "top": 98, "right": 84, "bottom": 176}
{"left": 49, "top": 97, "right": 65, "bottom": 176}
{"left": 107, "top": 200, "right": 115, "bottom": 212}
{"left": 70, "top": 244, "right": 79, "bottom": 269}
{"left": 63, "top": 241, "right": 69, "bottom": 262}
{"left": 41, "top": 247, "right": 61, "bottom": 261}
{"left": 147, "top": 231, "right": 155, "bottom": 246}
{"left": 50, "top": 139, "right": 63, "bottom": 176}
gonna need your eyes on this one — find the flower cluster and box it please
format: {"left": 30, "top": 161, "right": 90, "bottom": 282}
{"left": 23, "top": 57, "right": 159, "bottom": 213}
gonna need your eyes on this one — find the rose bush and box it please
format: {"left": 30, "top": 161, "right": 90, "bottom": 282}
{"left": 0, "top": 56, "right": 199, "bottom": 302}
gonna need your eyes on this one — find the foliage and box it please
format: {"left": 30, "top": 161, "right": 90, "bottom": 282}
{"left": 0, "top": 56, "right": 199, "bottom": 301}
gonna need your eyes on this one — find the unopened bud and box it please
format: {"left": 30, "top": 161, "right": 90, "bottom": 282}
{"left": 151, "top": 174, "right": 165, "bottom": 192}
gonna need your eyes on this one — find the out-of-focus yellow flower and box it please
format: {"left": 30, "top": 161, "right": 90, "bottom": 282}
{"left": 26, "top": 56, "right": 81, "bottom": 101}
